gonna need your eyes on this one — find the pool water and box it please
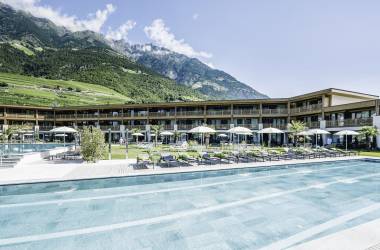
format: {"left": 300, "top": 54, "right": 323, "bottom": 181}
{"left": 0, "top": 143, "right": 70, "bottom": 154}
{"left": 0, "top": 159, "right": 380, "bottom": 249}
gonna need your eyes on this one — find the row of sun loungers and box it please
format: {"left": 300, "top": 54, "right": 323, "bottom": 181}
{"left": 136, "top": 147, "right": 358, "bottom": 168}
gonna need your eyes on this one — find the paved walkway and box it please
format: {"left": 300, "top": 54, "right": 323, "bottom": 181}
{"left": 0, "top": 155, "right": 370, "bottom": 185}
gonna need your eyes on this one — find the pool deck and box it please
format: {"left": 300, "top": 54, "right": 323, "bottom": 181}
{"left": 0, "top": 155, "right": 374, "bottom": 186}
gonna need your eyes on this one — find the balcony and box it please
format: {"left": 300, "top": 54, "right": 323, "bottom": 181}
{"left": 97, "top": 113, "right": 123, "bottom": 119}
{"left": 6, "top": 113, "right": 36, "bottom": 119}
{"left": 206, "top": 110, "right": 231, "bottom": 116}
{"left": 55, "top": 114, "right": 76, "bottom": 119}
{"left": 177, "top": 124, "right": 197, "bottom": 130}
{"left": 209, "top": 124, "right": 230, "bottom": 130}
{"left": 290, "top": 103, "right": 322, "bottom": 114}
{"left": 99, "top": 125, "right": 121, "bottom": 131}
{"left": 38, "top": 126, "right": 55, "bottom": 131}
{"left": 233, "top": 109, "right": 260, "bottom": 116}
{"left": 149, "top": 111, "right": 175, "bottom": 118}
{"left": 235, "top": 124, "right": 260, "bottom": 130}
{"left": 176, "top": 110, "right": 204, "bottom": 117}
{"left": 263, "top": 123, "right": 288, "bottom": 130}
{"left": 326, "top": 118, "right": 373, "bottom": 128}
{"left": 304, "top": 121, "right": 320, "bottom": 129}
{"left": 125, "top": 125, "right": 146, "bottom": 130}
{"left": 162, "top": 124, "right": 175, "bottom": 130}
{"left": 262, "top": 109, "right": 288, "bottom": 115}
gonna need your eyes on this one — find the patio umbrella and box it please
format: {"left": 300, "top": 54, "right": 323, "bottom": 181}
{"left": 257, "top": 127, "right": 284, "bottom": 147}
{"left": 334, "top": 130, "right": 359, "bottom": 151}
{"left": 188, "top": 126, "right": 216, "bottom": 146}
{"left": 227, "top": 127, "right": 253, "bottom": 148}
{"left": 50, "top": 126, "right": 77, "bottom": 146}
{"left": 308, "top": 129, "right": 330, "bottom": 148}
{"left": 132, "top": 132, "right": 144, "bottom": 143}
{"left": 160, "top": 131, "right": 174, "bottom": 144}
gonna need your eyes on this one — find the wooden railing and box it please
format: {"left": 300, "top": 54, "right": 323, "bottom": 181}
{"left": 262, "top": 109, "right": 288, "bottom": 115}
{"left": 233, "top": 109, "right": 260, "bottom": 116}
{"left": 206, "top": 110, "right": 231, "bottom": 116}
{"left": 290, "top": 103, "right": 322, "bottom": 114}
{"left": 176, "top": 110, "right": 204, "bottom": 116}
{"left": 326, "top": 118, "right": 373, "bottom": 128}
{"left": 149, "top": 111, "right": 175, "bottom": 117}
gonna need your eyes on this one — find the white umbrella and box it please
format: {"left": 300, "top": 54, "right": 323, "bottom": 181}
{"left": 334, "top": 130, "right": 359, "bottom": 151}
{"left": 227, "top": 126, "right": 252, "bottom": 134}
{"left": 228, "top": 126, "right": 253, "bottom": 148}
{"left": 258, "top": 127, "right": 284, "bottom": 147}
{"left": 160, "top": 131, "right": 174, "bottom": 144}
{"left": 132, "top": 132, "right": 144, "bottom": 143}
{"left": 50, "top": 126, "right": 77, "bottom": 133}
{"left": 50, "top": 126, "right": 77, "bottom": 146}
{"left": 308, "top": 129, "right": 330, "bottom": 147}
{"left": 160, "top": 131, "right": 174, "bottom": 136}
{"left": 188, "top": 126, "right": 216, "bottom": 147}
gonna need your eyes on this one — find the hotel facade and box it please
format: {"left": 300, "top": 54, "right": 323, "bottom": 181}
{"left": 1, "top": 88, "right": 380, "bottom": 148}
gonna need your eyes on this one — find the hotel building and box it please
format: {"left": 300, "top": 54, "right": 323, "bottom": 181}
{"left": 1, "top": 88, "right": 380, "bottom": 147}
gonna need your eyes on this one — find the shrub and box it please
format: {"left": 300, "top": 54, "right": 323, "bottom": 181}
{"left": 80, "top": 127, "right": 106, "bottom": 162}
{"left": 0, "top": 81, "right": 8, "bottom": 87}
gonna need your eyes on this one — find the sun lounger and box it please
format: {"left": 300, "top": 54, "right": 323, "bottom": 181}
{"left": 200, "top": 152, "right": 220, "bottom": 165}
{"left": 160, "top": 153, "right": 179, "bottom": 167}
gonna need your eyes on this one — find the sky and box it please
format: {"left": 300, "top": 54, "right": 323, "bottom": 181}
{"left": 3, "top": 0, "right": 380, "bottom": 98}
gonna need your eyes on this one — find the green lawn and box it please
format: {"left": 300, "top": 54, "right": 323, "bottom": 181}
{"left": 358, "top": 151, "right": 380, "bottom": 157}
{"left": 0, "top": 72, "right": 131, "bottom": 106}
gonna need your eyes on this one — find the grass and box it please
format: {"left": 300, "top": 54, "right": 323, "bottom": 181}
{"left": 0, "top": 72, "right": 131, "bottom": 106}
{"left": 358, "top": 151, "right": 380, "bottom": 157}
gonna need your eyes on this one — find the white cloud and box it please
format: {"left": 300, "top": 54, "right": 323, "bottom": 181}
{"left": 144, "top": 19, "right": 212, "bottom": 59}
{"left": 2, "top": 0, "right": 115, "bottom": 32}
{"left": 192, "top": 13, "right": 199, "bottom": 20}
{"left": 105, "top": 20, "right": 136, "bottom": 41}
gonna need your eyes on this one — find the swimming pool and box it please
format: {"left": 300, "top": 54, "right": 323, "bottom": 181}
{"left": 0, "top": 159, "right": 380, "bottom": 249}
{"left": 0, "top": 143, "right": 71, "bottom": 154}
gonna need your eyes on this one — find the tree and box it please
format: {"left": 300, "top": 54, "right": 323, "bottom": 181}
{"left": 360, "top": 126, "right": 378, "bottom": 149}
{"left": 2, "top": 124, "right": 30, "bottom": 142}
{"left": 150, "top": 125, "right": 163, "bottom": 147}
{"left": 80, "top": 127, "right": 106, "bottom": 162}
{"left": 288, "top": 120, "right": 306, "bottom": 145}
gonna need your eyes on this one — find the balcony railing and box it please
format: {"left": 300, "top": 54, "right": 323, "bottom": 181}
{"left": 149, "top": 111, "right": 175, "bottom": 117}
{"left": 206, "top": 110, "right": 231, "bottom": 116}
{"left": 233, "top": 109, "right": 260, "bottom": 116}
{"left": 235, "top": 124, "right": 260, "bottom": 130}
{"left": 38, "top": 126, "right": 55, "bottom": 131}
{"left": 99, "top": 125, "right": 121, "bottom": 131}
{"left": 125, "top": 125, "right": 146, "bottom": 130}
{"left": 176, "top": 110, "right": 204, "bottom": 116}
{"left": 209, "top": 124, "right": 230, "bottom": 130}
{"left": 263, "top": 123, "right": 288, "bottom": 130}
{"left": 326, "top": 118, "right": 373, "bottom": 128}
{"left": 177, "top": 124, "right": 198, "bottom": 130}
{"left": 97, "top": 113, "right": 123, "bottom": 118}
{"left": 55, "top": 114, "right": 76, "bottom": 119}
{"left": 290, "top": 103, "right": 322, "bottom": 114}
{"left": 262, "top": 109, "right": 288, "bottom": 115}
{"left": 6, "top": 113, "right": 35, "bottom": 119}
{"left": 305, "top": 121, "right": 320, "bottom": 129}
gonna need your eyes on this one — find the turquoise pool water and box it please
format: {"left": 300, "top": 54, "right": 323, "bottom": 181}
{"left": 0, "top": 143, "right": 70, "bottom": 154}
{"left": 0, "top": 159, "right": 380, "bottom": 249}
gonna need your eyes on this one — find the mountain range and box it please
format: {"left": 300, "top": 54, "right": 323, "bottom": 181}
{"left": 0, "top": 3, "right": 267, "bottom": 106}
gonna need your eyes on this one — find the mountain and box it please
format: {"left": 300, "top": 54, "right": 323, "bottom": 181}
{"left": 0, "top": 3, "right": 204, "bottom": 105}
{"left": 111, "top": 42, "right": 268, "bottom": 100}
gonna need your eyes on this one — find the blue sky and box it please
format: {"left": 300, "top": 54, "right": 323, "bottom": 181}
{"left": 5, "top": 0, "right": 380, "bottom": 97}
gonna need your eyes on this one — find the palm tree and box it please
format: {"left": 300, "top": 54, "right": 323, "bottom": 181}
{"left": 150, "top": 125, "right": 163, "bottom": 147}
{"left": 288, "top": 120, "right": 306, "bottom": 145}
{"left": 360, "top": 126, "right": 378, "bottom": 149}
